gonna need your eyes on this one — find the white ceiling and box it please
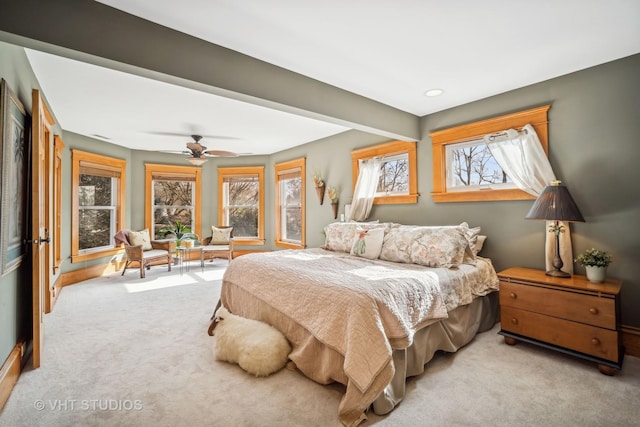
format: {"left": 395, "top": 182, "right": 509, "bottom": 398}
{"left": 25, "top": 0, "right": 640, "bottom": 156}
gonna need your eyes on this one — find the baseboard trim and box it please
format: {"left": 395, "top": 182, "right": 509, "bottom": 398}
{"left": 60, "top": 260, "right": 124, "bottom": 287}
{"left": 0, "top": 340, "right": 26, "bottom": 411}
{"left": 622, "top": 326, "right": 640, "bottom": 358}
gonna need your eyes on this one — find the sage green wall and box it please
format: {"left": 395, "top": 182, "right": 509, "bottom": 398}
{"left": 273, "top": 54, "right": 640, "bottom": 327}
{"left": 0, "top": 42, "right": 63, "bottom": 364}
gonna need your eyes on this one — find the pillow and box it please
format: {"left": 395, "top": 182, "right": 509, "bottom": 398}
{"left": 409, "top": 227, "right": 468, "bottom": 268}
{"left": 323, "top": 222, "right": 389, "bottom": 253}
{"left": 350, "top": 227, "right": 385, "bottom": 260}
{"left": 379, "top": 224, "right": 424, "bottom": 263}
{"left": 128, "top": 229, "right": 152, "bottom": 250}
{"left": 211, "top": 226, "right": 233, "bottom": 244}
{"left": 474, "top": 235, "right": 487, "bottom": 255}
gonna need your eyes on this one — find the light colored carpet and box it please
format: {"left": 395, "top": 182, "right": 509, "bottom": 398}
{"left": 1, "top": 261, "right": 639, "bottom": 427}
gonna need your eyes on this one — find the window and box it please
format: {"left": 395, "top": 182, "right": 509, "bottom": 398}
{"left": 71, "top": 150, "right": 126, "bottom": 262}
{"left": 430, "top": 105, "right": 550, "bottom": 202}
{"left": 351, "top": 140, "right": 418, "bottom": 204}
{"left": 445, "top": 139, "right": 516, "bottom": 192}
{"left": 145, "top": 164, "right": 202, "bottom": 240}
{"left": 218, "top": 166, "right": 265, "bottom": 245}
{"left": 275, "top": 158, "right": 305, "bottom": 249}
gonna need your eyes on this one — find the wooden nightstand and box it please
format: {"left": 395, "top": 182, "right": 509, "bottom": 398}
{"left": 498, "top": 267, "right": 623, "bottom": 375}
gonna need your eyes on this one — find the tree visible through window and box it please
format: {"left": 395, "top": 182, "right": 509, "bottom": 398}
{"left": 218, "top": 166, "right": 265, "bottom": 245}
{"left": 144, "top": 164, "right": 202, "bottom": 241}
{"left": 78, "top": 174, "right": 116, "bottom": 250}
{"left": 376, "top": 153, "right": 409, "bottom": 195}
{"left": 445, "top": 140, "right": 514, "bottom": 191}
{"left": 152, "top": 179, "right": 194, "bottom": 239}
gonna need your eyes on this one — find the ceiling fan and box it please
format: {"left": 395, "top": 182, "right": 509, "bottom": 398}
{"left": 169, "top": 134, "right": 240, "bottom": 165}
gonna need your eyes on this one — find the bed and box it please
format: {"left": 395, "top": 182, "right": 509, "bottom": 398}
{"left": 214, "top": 222, "right": 500, "bottom": 426}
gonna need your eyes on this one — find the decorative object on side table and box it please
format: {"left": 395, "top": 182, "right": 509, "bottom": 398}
{"left": 159, "top": 220, "right": 193, "bottom": 246}
{"left": 327, "top": 186, "right": 339, "bottom": 219}
{"left": 575, "top": 248, "right": 612, "bottom": 283}
{"left": 313, "top": 170, "right": 325, "bottom": 205}
{"left": 525, "top": 180, "right": 585, "bottom": 277}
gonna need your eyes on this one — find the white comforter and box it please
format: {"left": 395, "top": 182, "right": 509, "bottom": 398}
{"left": 220, "top": 248, "right": 499, "bottom": 426}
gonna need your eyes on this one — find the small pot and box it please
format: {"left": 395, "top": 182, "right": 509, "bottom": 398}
{"left": 585, "top": 265, "right": 606, "bottom": 283}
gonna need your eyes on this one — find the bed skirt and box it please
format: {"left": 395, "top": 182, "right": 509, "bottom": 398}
{"left": 372, "top": 291, "right": 499, "bottom": 414}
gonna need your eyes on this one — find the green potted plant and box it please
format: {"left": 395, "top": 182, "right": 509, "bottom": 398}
{"left": 575, "top": 248, "right": 612, "bottom": 283}
{"left": 159, "top": 221, "right": 193, "bottom": 246}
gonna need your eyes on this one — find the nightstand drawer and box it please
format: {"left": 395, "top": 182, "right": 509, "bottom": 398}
{"left": 499, "top": 281, "right": 616, "bottom": 329}
{"left": 501, "top": 306, "right": 620, "bottom": 362}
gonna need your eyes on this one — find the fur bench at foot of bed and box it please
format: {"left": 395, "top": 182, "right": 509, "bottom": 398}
{"left": 211, "top": 306, "right": 291, "bottom": 377}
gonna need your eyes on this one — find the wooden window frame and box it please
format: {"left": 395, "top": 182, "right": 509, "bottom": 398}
{"left": 53, "top": 135, "right": 64, "bottom": 272}
{"left": 351, "top": 140, "right": 418, "bottom": 205}
{"left": 275, "top": 158, "right": 306, "bottom": 249}
{"left": 218, "top": 166, "right": 265, "bottom": 245}
{"left": 144, "top": 163, "right": 202, "bottom": 240}
{"left": 71, "top": 150, "right": 126, "bottom": 263}
{"left": 430, "top": 105, "right": 551, "bottom": 203}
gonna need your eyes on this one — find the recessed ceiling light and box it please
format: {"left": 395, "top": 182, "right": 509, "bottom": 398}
{"left": 424, "top": 89, "right": 444, "bottom": 97}
{"left": 91, "top": 134, "right": 112, "bottom": 140}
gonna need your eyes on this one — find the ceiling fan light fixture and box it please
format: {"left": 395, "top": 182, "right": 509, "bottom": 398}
{"left": 186, "top": 157, "right": 207, "bottom": 166}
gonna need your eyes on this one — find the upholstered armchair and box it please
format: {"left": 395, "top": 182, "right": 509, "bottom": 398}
{"left": 201, "top": 226, "right": 234, "bottom": 262}
{"left": 114, "top": 229, "right": 173, "bottom": 278}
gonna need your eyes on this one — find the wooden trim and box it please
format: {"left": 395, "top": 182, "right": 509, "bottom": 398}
{"left": 622, "top": 325, "right": 640, "bottom": 358}
{"left": 232, "top": 249, "right": 270, "bottom": 257}
{"left": 430, "top": 105, "right": 550, "bottom": 203}
{"left": 351, "top": 140, "right": 418, "bottom": 205}
{"left": 50, "top": 274, "right": 63, "bottom": 309}
{"left": 53, "top": 135, "right": 64, "bottom": 274}
{"left": 59, "top": 260, "right": 125, "bottom": 287}
{"left": 0, "top": 340, "right": 26, "bottom": 411}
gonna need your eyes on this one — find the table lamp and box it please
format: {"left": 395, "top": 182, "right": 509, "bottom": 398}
{"left": 525, "top": 180, "right": 585, "bottom": 277}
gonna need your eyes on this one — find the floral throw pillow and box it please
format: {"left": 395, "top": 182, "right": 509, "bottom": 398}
{"left": 409, "top": 227, "right": 468, "bottom": 268}
{"left": 211, "top": 226, "right": 233, "bottom": 245}
{"left": 127, "top": 229, "right": 152, "bottom": 250}
{"left": 350, "top": 227, "right": 385, "bottom": 260}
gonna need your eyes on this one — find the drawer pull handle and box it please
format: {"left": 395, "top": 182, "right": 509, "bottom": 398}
{"left": 511, "top": 318, "right": 518, "bottom": 325}
{"left": 589, "top": 307, "right": 599, "bottom": 315}
{"left": 509, "top": 292, "right": 517, "bottom": 299}
{"left": 591, "top": 338, "right": 600, "bottom": 346}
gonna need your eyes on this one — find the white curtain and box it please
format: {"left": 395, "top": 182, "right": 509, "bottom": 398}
{"left": 484, "top": 124, "right": 574, "bottom": 273}
{"left": 347, "top": 158, "right": 382, "bottom": 222}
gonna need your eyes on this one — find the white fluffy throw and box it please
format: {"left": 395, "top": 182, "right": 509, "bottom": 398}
{"left": 212, "top": 306, "right": 291, "bottom": 377}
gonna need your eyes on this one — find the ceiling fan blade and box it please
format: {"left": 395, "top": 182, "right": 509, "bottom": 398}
{"left": 186, "top": 141, "right": 206, "bottom": 153}
{"left": 147, "top": 131, "right": 239, "bottom": 140}
{"left": 204, "top": 149, "right": 239, "bottom": 157}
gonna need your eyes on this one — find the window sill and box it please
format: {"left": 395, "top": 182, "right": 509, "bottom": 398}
{"left": 275, "top": 241, "right": 305, "bottom": 250}
{"left": 431, "top": 188, "right": 535, "bottom": 203}
{"left": 71, "top": 247, "right": 123, "bottom": 263}
{"left": 373, "top": 193, "right": 419, "bottom": 205}
{"left": 232, "top": 238, "right": 266, "bottom": 246}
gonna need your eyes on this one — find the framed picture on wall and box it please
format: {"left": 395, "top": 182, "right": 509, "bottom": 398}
{"left": 0, "top": 78, "right": 30, "bottom": 276}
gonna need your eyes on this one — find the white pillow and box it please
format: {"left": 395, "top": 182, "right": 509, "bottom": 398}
{"left": 350, "top": 227, "right": 385, "bottom": 260}
{"left": 128, "top": 229, "right": 152, "bottom": 250}
{"left": 211, "top": 226, "right": 232, "bottom": 244}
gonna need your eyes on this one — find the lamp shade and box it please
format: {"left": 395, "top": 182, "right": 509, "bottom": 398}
{"left": 525, "top": 181, "right": 585, "bottom": 222}
{"left": 186, "top": 157, "right": 207, "bottom": 166}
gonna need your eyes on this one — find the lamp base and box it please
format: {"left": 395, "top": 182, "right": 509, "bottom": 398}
{"left": 545, "top": 269, "right": 571, "bottom": 278}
